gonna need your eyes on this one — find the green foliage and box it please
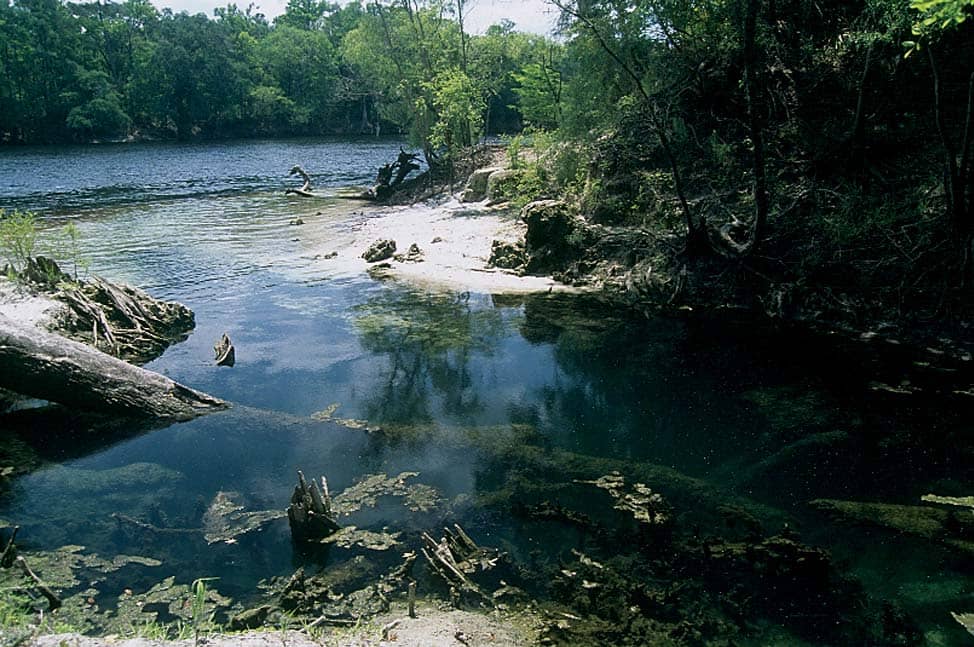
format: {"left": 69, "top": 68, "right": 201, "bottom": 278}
{"left": 904, "top": 0, "right": 973, "bottom": 54}
{"left": 512, "top": 57, "right": 562, "bottom": 130}
{"left": 503, "top": 133, "right": 525, "bottom": 169}
{"left": 190, "top": 577, "right": 218, "bottom": 646}
{"left": 46, "top": 222, "right": 91, "bottom": 282}
{"left": 912, "top": 0, "right": 972, "bottom": 31}
{"left": 0, "top": 589, "right": 35, "bottom": 631}
{"left": 427, "top": 67, "right": 485, "bottom": 154}
{"left": 490, "top": 165, "right": 549, "bottom": 209}
{"left": 0, "top": 0, "right": 558, "bottom": 143}
{"left": 0, "top": 210, "right": 38, "bottom": 275}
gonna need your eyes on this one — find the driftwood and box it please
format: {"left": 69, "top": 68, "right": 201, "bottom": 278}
{"left": 286, "top": 165, "right": 315, "bottom": 197}
{"left": 21, "top": 257, "right": 195, "bottom": 364}
{"left": 287, "top": 470, "right": 341, "bottom": 544}
{"left": 0, "top": 313, "right": 227, "bottom": 420}
{"left": 364, "top": 148, "right": 423, "bottom": 201}
{"left": 421, "top": 524, "right": 499, "bottom": 604}
{"left": 16, "top": 556, "right": 61, "bottom": 610}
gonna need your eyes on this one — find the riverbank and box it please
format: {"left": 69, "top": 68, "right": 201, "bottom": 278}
{"left": 0, "top": 279, "right": 68, "bottom": 331}
{"left": 24, "top": 604, "right": 540, "bottom": 647}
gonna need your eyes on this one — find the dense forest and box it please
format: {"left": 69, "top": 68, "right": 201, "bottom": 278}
{"left": 0, "top": 0, "right": 550, "bottom": 143}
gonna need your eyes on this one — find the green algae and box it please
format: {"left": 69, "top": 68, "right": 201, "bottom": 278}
{"left": 201, "top": 491, "right": 284, "bottom": 545}
{"left": 740, "top": 384, "right": 846, "bottom": 439}
{"left": 0, "top": 546, "right": 161, "bottom": 592}
{"left": 322, "top": 526, "right": 402, "bottom": 551}
{"left": 811, "top": 498, "right": 974, "bottom": 554}
{"left": 333, "top": 472, "right": 442, "bottom": 517}
{"left": 29, "top": 462, "right": 185, "bottom": 496}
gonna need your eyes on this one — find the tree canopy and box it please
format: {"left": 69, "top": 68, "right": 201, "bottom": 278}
{"left": 0, "top": 0, "right": 551, "bottom": 145}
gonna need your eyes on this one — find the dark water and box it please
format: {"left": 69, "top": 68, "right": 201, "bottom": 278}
{"left": 1, "top": 139, "right": 972, "bottom": 644}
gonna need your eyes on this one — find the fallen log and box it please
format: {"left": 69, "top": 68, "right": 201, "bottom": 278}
{"left": 0, "top": 313, "right": 227, "bottom": 420}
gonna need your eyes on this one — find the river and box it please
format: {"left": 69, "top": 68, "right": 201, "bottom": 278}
{"left": 0, "top": 138, "right": 971, "bottom": 645}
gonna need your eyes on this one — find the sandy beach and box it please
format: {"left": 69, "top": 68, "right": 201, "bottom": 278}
{"left": 299, "top": 195, "right": 570, "bottom": 294}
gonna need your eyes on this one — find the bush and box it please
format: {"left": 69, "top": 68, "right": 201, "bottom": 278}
{"left": 47, "top": 222, "right": 90, "bottom": 281}
{"left": 0, "top": 209, "right": 37, "bottom": 276}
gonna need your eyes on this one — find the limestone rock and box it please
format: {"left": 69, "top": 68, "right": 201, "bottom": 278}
{"left": 488, "top": 240, "right": 526, "bottom": 271}
{"left": 362, "top": 239, "right": 397, "bottom": 263}
{"left": 486, "top": 169, "right": 520, "bottom": 204}
{"left": 460, "top": 166, "right": 504, "bottom": 203}
{"left": 521, "top": 200, "right": 590, "bottom": 274}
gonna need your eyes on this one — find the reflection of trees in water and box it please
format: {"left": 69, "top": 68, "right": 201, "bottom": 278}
{"left": 353, "top": 288, "right": 505, "bottom": 424}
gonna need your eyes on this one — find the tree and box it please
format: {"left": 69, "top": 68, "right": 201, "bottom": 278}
{"left": 427, "top": 67, "right": 484, "bottom": 154}
{"left": 256, "top": 25, "right": 341, "bottom": 132}
{"left": 549, "top": 0, "right": 703, "bottom": 253}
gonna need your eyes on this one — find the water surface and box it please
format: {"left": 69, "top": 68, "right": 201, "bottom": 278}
{"left": 1, "top": 139, "right": 972, "bottom": 644}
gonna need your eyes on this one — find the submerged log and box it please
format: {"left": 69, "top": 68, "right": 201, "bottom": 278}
{"left": 420, "top": 524, "right": 500, "bottom": 604}
{"left": 0, "top": 313, "right": 227, "bottom": 420}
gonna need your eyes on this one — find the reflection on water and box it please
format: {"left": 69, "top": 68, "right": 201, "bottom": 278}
{"left": 1, "top": 140, "right": 972, "bottom": 643}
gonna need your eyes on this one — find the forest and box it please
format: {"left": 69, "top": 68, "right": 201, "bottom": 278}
{"left": 0, "top": 0, "right": 548, "bottom": 143}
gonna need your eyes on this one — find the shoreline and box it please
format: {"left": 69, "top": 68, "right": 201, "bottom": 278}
{"left": 25, "top": 603, "right": 541, "bottom": 647}
{"left": 301, "top": 194, "right": 574, "bottom": 295}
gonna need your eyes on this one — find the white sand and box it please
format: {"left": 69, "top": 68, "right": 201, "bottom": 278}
{"left": 305, "top": 197, "right": 572, "bottom": 294}
{"left": 0, "top": 277, "right": 67, "bottom": 330}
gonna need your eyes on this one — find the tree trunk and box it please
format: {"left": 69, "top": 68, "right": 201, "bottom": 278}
{"left": 0, "top": 314, "right": 227, "bottom": 420}
{"left": 743, "top": 0, "right": 768, "bottom": 254}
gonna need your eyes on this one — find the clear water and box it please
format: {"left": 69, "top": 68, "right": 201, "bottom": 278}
{"left": 1, "top": 139, "right": 972, "bottom": 644}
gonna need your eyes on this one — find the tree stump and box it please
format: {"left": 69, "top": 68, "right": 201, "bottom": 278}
{"left": 287, "top": 470, "right": 340, "bottom": 544}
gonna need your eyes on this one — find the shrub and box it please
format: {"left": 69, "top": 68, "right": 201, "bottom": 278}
{"left": 0, "top": 209, "right": 37, "bottom": 276}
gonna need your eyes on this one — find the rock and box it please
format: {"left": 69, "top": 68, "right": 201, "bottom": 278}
{"left": 362, "top": 239, "right": 396, "bottom": 263}
{"left": 521, "top": 200, "right": 590, "bottom": 274}
{"left": 460, "top": 166, "right": 504, "bottom": 203}
{"left": 289, "top": 218, "right": 304, "bottom": 226}
{"left": 486, "top": 169, "right": 520, "bottom": 204}
{"left": 488, "top": 240, "right": 527, "bottom": 271}
{"left": 227, "top": 605, "right": 272, "bottom": 631}
{"left": 394, "top": 243, "right": 424, "bottom": 263}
